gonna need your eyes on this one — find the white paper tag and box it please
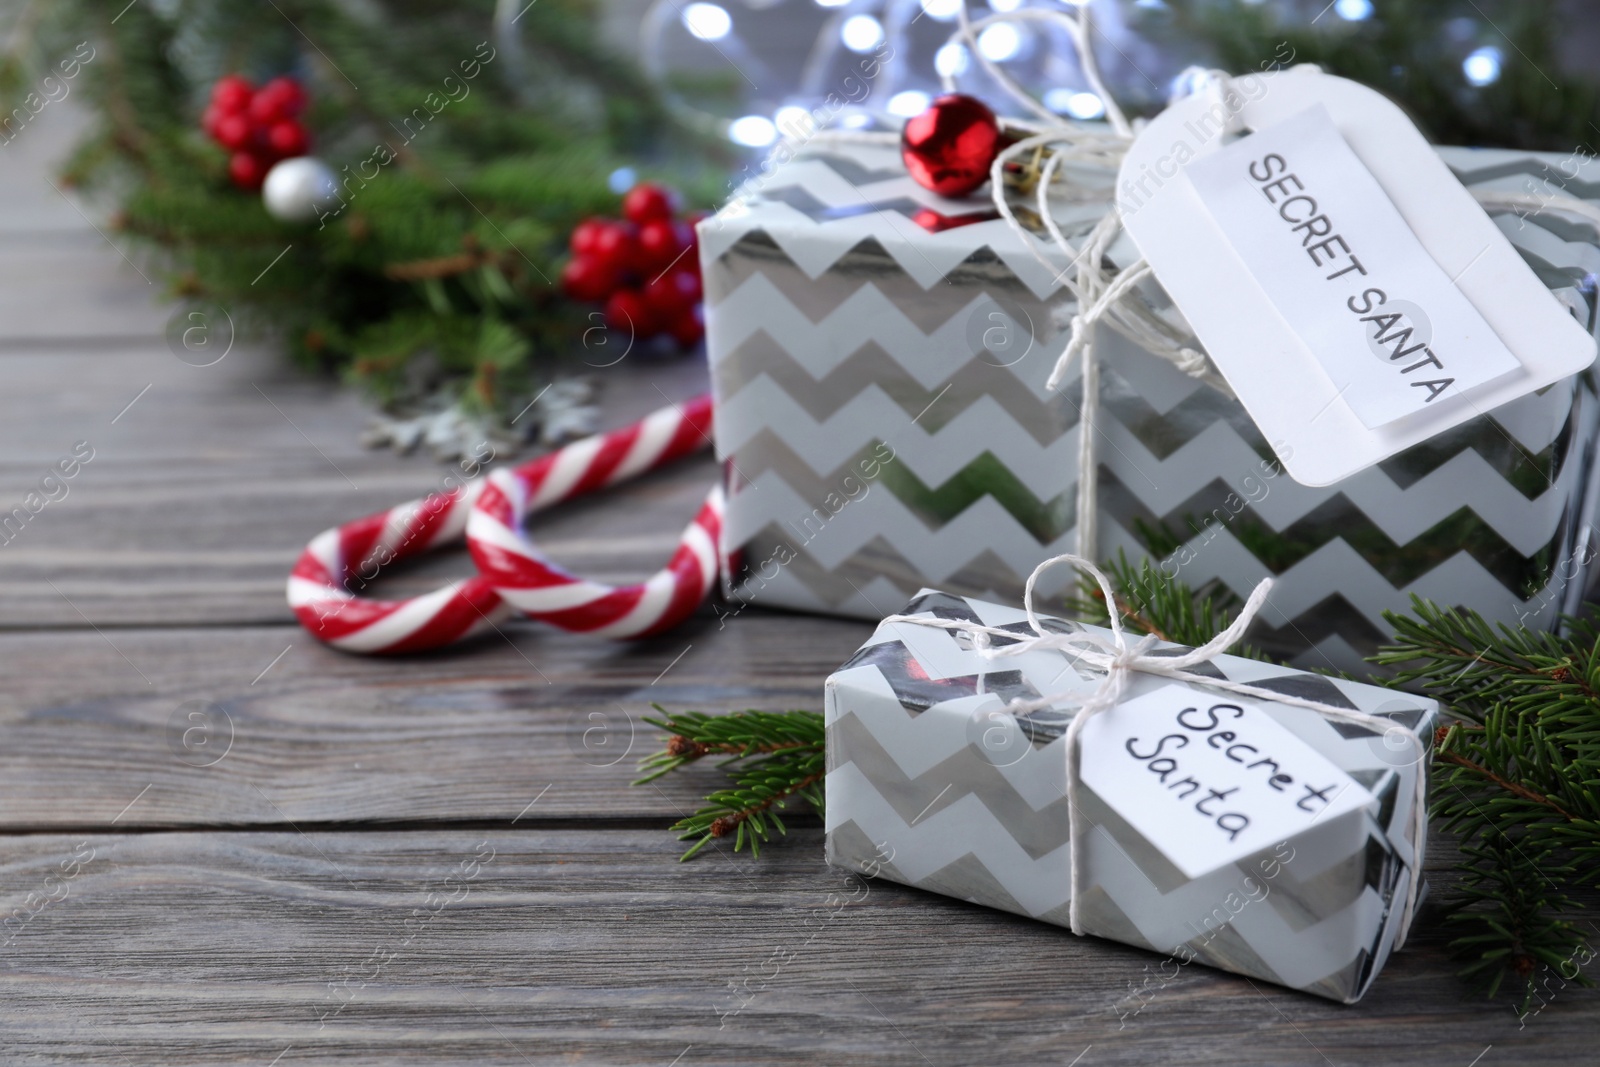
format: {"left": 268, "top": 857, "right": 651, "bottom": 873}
{"left": 1076, "top": 684, "right": 1374, "bottom": 879}
{"left": 1116, "top": 68, "right": 1596, "bottom": 486}
{"left": 1183, "top": 105, "right": 1523, "bottom": 428}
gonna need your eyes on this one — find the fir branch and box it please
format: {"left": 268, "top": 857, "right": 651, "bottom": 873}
{"left": 1435, "top": 733, "right": 1577, "bottom": 823}
{"left": 633, "top": 707, "right": 825, "bottom": 861}
{"left": 1061, "top": 550, "right": 1264, "bottom": 658}
{"left": 1440, "top": 834, "right": 1588, "bottom": 1009}
{"left": 40, "top": 0, "right": 725, "bottom": 426}
{"left": 1381, "top": 600, "right": 1600, "bottom": 1003}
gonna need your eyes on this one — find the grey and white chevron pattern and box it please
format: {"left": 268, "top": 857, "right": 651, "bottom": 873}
{"left": 824, "top": 590, "right": 1440, "bottom": 1003}
{"left": 705, "top": 141, "right": 1600, "bottom": 671}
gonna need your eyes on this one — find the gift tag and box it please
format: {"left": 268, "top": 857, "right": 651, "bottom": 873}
{"left": 1117, "top": 68, "right": 1596, "bottom": 485}
{"left": 1077, "top": 684, "right": 1374, "bottom": 879}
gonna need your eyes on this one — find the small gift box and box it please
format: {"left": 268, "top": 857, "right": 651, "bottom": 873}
{"left": 823, "top": 579, "right": 1438, "bottom": 1003}
{"left": 700, "top": 133, "right": 1600, "bottom": 671}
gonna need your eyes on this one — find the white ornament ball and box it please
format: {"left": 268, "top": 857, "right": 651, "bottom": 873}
{"left": 262, "top": 156, "right": 340, "bottom": 223}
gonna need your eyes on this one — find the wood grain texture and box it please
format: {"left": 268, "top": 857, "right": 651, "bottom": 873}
{"left": 0, "top": 611, "right": 870, "bottom": 828}
{"left": 0, "top": 339, "right": 716, "bottom": 628}
{"left": 0, "top": 829, "right": 1584, "bottom": 1067}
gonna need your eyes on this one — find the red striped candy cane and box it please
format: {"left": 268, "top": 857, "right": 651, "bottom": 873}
{"left": 466, "top": 399, "right": 723, "bottom": 637}
{"left": 288, "top": 479, "right": 510, "bottom": 654}
{"left": 289, "top": 394, "right": 717, "bottom": 653}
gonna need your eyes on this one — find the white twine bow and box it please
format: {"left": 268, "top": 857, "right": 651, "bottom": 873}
{"left": 884, "top": 553, "right": 1430, "bottom": 948}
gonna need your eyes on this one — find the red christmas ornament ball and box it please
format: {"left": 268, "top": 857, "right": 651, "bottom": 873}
{"left": 604, "top": 288, "right": 656, "bottom": 336}
{"left": 260, "top": 76, "right": 307, "bottom": 117}
{"left": 643, "top": 270, "right": 699, "bottom": 318}
{"left": 561, "top": 257, "right": 615, "bottom": 303}
{"left": 667, "top": 306, "right": 704, "bottom": 347}
{"left": 569, "top": 217, "right": 608, "bottom": 257}
{"left": 623, "top": 182, "right": 676, "bottom": 225}
{"left": 900, "top": 93, "right": 1002, "bottom": 198}
{"left": 636, "top": 218, "right": 683, "bottom": 273}
{"left": 249, "top": 77, "right": 304, "bottom": 125}
{"left": 214, "top": 112, "right": 255, "bottom": 152}
{"left": 266, "top": 119, "right": 310, "bottom": 158}
{"left": 211, "top": 75, "right": 254, "bottom": 114}
{"left": 592, "top": 221, "right": 640, "bottom": 275}
{"left": 560, "top": 182, "right": 704, "bottom": 347}
{"left": 204, "top": 74, "right": 319, "bottom": 191}
{"left": 228, "top": 151, "right": 268, "bottom": 191}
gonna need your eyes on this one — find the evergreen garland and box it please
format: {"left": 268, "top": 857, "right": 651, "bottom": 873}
{"left": 6, "top": 0, "right": 723, "bottom": 425}
{"left": 638, "top": 559, "right": 1600, "bottom": 1008}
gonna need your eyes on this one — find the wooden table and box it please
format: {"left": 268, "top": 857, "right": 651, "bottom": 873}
{"left": 2, "top": 107, "right": 1592, "bottom": 1067}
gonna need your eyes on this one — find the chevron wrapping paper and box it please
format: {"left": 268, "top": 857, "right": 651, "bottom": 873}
{"left": 823, "top": 589, "right": 1440, "bottom": 1003}
{"left": 702, "top": 137, "right": 1600, "bottom": 672}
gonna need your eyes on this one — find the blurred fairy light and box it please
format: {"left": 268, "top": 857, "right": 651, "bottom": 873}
{"left": 729, "top": 114, "right": 778, "bottom": 146}
{"left": 1044, "top": 88, "right": 1104, "bottom": 119}
{"left": 774, "top": 105, "right": 816, "bottom": 138}
{"left": 988, "top": 0, "right": 1023, "bottom": 12}
{"left": 977, "top": 22, "right": 1023, "bottom": 62}
{"left": 607, "top": 167, "right": 637, "bottom": 193}
{"left": 841, "top": 14, "right": 885, "bottom": 53}
{"left": 682, "top": 2, "right": 732, "bottom": 41}
{"left": 1463, "top": 45, "right": 1502, "bottom": 86}
{"left": 1334, "top": 0, "right": 1373, "bottom": 20}
{"left": 1168, "top": 66, "right": 1219, "bottom": 101}
{"left": 920, "top": 0, "right": 962, "bottom": 21}
{"left": 934, "top": 42, "right": 970, "bottom": 77}
{"left": 888, "top": 90, "right": 932, "bottom": 117}
{"left": 814, "top": 0, "right": 851, "bottom": 8}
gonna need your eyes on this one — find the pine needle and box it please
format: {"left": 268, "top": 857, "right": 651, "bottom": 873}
{"left": 633, "top": 705, "right": 825, "bottom": 861}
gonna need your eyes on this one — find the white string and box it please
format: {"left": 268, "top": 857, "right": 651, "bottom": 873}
{"left": 883, "top": 553, "right": 1430, "bottom": 950}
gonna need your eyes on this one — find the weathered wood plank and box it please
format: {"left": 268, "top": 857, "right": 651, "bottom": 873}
{"left": 0, "top": 828, "right": 1588, "bottom": 1065}
{"left": 0, "top": 337, "right": 717, "bottom": 627}
{"left": 0, "top": 611, "right": 870, "bottom": 827}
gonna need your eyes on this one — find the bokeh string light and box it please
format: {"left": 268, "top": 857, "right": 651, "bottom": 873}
{"left": 637, "top": 0, "right": 1535, "bottom": 151}
{"left": 637, "top": 0, "right": 1121, "bottom": 145}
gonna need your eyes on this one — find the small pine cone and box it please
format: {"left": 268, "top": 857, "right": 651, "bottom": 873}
{"left": 710, "top": 816, "right": 735, "bottom": 838}
{"left": 1512, "top": 954, "right": 1536, "bottom": 977}
{"left": 1551, "top": 665, "right": 1572, "bottom": 683}
{"left": 667, "top": 735, "right": 697, "bottom": 757}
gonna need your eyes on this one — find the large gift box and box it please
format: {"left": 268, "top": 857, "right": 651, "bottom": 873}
{"left": 823, "top": 588, "right": 1439, "bottom": 1003}
{"left": 700, "top": 136, "right": 1600, "bottom": 670}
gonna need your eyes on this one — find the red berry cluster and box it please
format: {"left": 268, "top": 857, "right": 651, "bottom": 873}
{"left": 201, "top": 75, "right": 311, "bottom": 191}
{"left": 561, "top": 183, "right": 705, "bottom": 348}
